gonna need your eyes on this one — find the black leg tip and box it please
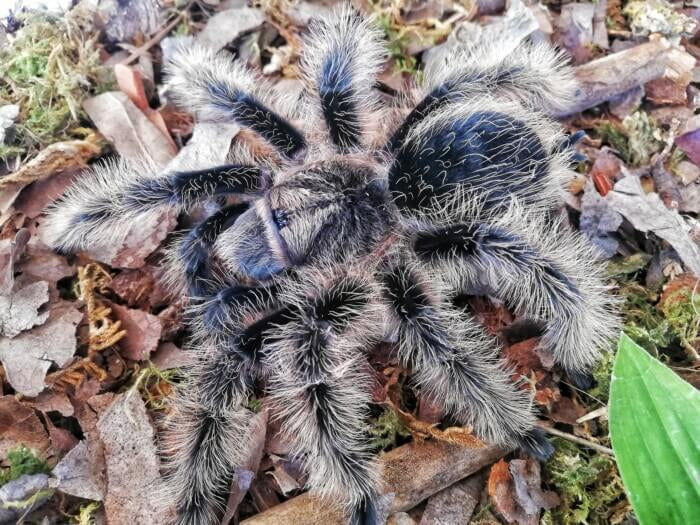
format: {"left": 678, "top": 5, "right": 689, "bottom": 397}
{"left": 568, "top": 370, "right": 594, "bottom": 390}
{"left": 518, "top": 428, "right": 555, "bottom": 462}
{"left": 350, "top": 495, "right": 382, "bottom": 525}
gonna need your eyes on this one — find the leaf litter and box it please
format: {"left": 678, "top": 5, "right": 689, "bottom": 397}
{"left": 0, "top": 0, "right": 699, "bottom": 523}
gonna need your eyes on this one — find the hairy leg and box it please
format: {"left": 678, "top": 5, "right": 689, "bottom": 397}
{"left": 380, "top": 258, "right": 551, "bottom": 459}
{"left": 266, "top": 268, "right": 382, "bottom": 524}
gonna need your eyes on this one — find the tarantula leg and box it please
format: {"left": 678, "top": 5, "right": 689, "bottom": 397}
{"left": 167, "top": 45, "right": 305, "bottom": 158}
{"left": 380, "top": 261, "right": 547, "bottom": 458}
{"left": 267, "top": 272, "right": 381, "bottom": 524}
{"left": 301, "top": 6, "right": 386, "bottom": 151}
{"left": 165, "top": 344, "right": 257, "bottom": 525}
{"left": 411, "top": 207, "right": 619, "bottom": 379}
{"left": 44, "top": 161, "right": 266, "bottom": 254}
{"left": 179, "top": 202, "right": 250, "bottom": 297}
{"left": 387, "top": 35, "right": 576, "bottom": 152}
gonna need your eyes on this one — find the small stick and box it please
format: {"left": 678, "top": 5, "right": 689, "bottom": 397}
{"left": 536, "top": 422, "right": 615, "bottom": 456}
{"left": 119, "top": 10, "right": 189, "bottom": 66}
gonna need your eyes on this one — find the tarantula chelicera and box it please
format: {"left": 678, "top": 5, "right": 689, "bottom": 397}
{"left": 45, "top": 6, "right": 618, "bottom": 525}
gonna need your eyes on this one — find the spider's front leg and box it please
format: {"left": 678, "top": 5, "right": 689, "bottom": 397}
{"left": 266, "top": 269, "right": 383, "bottom": 525}
{"left": 380, "top": 258, "right": 552, "bottom": 459}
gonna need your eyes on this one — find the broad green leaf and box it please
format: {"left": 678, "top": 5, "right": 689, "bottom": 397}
{"left": 610, "top": 333, "right": 700, "bottom": 525}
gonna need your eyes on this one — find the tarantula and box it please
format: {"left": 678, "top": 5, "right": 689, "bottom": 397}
{"left": 45, "top": 6, "right": 618, "bottom": 525}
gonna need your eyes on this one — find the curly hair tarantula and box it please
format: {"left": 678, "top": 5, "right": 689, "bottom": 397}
{"left": 45, "top": 6, "right": 618, "bottom": 525}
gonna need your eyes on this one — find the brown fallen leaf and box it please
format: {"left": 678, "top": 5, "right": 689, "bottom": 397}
{"left": 0, "top": 304, "right": 82, "bottom": 397}
{"left": 0, "top": 228, "right": 30, "bottom": 296}
{"left": 0, "top": 396, "right": 50, "bottom": 458}
{"left": 97, "top": 391, "right": 175, "bottom": 524}
{"left": 488, "top": 458, "right": 559, "bottom": 525}
{"left": 111, "top": 303, "right": 162, "bottom": 361}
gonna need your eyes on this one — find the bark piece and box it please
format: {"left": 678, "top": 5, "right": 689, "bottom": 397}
{"left": 561, "top": 39, "right": 695, "bottom": 116}
{"left": 241, "top": 441, "right": 506, "bottom": 525}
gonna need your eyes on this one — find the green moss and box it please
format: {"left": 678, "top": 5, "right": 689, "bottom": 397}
{"left": 246, "top": 397, "right": 263, "bottom": 413}
{"left": 594, "top": 111, "right": 664, "bottom": 166}
{"left": 0, "top": 445, "right": 51, "bottom": 486}
{"left": 543, "top": 438, "right": 630, "bottom": 524}
{"left": 588, "top": 350, "right": 615, "bottom": 403}
{"left": 74, "top": 502, "right": 101, "bottom": 524}
{"left": 659, "top": 287, "right": 700, "bottom": 360}
{"left": 373, "top": 12, "right": 419, "bottom": 75}
{"left": 368, "top": 406, "right": 411, "bottom": 450}
{"left": 0, "top": 11, "right": 111, "bottom": 162}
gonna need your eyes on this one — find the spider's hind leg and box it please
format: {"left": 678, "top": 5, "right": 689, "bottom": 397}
{"left": 380, "top": 257, "right": 548, "bottom": 458}
{"left": 266, "top": 268, "right": 383, "bottom": 524}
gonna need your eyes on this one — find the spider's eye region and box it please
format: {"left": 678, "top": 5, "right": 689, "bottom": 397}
{"left": 272, "top": 209, "right": 289, "bottom": 229}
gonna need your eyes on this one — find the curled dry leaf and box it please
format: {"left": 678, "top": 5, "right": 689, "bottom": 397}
{"left": 488, "top": 458, "right": 559, "bottom": 525}
{"left": 0, "top": 304, "right": 82, "bottom": 397}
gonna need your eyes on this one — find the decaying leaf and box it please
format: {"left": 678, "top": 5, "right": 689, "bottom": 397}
{"left": 580, "top": 178, "right": 623, "bottom": 258}
{"left": 0, "top": 304, "right": 82, "bottom": 397}
{"left": 419, "top": 473, "right": 484, "bottom": 524}
{"left": 51, "top": 440, "right": 104, "bottom": 501}
{"left": 488, "top": 458, "right": 559, "bottom": 525}
{"left": 607, "top": 175, "right": 700, "bottom": 275}
{"left": 0, "top": 397, "right": 50, "bottom": 458}
{"left": 0, "top": 281, "right": 49, "bottom": 338}
{"left": 97, "top": 392, "right": 175, "bottom": 524}
{"left": 196, "top": 7, "right": 266, "bottom": 51}
{"left": 111, "top": 303, "right": 162, "bottom": 361}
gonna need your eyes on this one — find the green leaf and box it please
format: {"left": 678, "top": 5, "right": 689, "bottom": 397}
{"left": 609, "top": 333, "right": 700, "bottom": 524}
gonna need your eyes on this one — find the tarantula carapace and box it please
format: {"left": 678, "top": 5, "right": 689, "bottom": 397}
{"left": 45, "top": 6, "right": 618, "bottom": 525}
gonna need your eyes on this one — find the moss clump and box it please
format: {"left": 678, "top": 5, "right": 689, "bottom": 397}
{"left": 659, "top": 287, "right": 700, "bottom": 361}
{"left": 543, "top": 439, "right": 630, "bottom": 524}
{"left": 0, "top": 11, "right": 111, "bottom": 162}
{"left": 594, "top": 111, "right": 664, "bottom": 166}
{"left": 368, "top": 406, "right": 411, "bottom": 450}
{"left": 73, "top": 502, "right": 101, "bottom": 524}
{"left": 0, "top": 445, "right": 51, "bottom": 486}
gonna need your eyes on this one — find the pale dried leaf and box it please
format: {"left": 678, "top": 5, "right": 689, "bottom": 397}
{"left": 197, "top": 7, "right": 266, "bottom": 51}
{"left": 0, "top": 281, "right": 50, "bottom": 338}
{"left": 51, "top": 440, "right": 105, "bottom": 501}
{"left": 0, "top": 305, "right": 82, "bottom": 397}
{"left": 111, "top": 303, "right": 162, "bottom": 361}
{"left": 97, "top": 392, "right": 175, "bottom": 524}
{"left": 607, "top": 175, "right": 700, "bottom": 275}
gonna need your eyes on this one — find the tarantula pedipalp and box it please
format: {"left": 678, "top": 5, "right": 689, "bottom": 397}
{"left": 45, "top": 7, "right": 618, "bottom": 525}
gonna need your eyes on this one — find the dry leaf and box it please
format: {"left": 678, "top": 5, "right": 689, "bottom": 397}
{"left": 111, "top": 303, "right": 162, "bottom": 361}
{"left": 0, "top": 396, "right": 50, "bottom": 458}
{"left": 0, "top": 281, "right": 50, "bottom": 338}
{"left": 0, "top": 474, "right": 51, "bottom": 523}
{"left": 52, "top": 440, "right": 105, "bottom": 501}
{"left": 83, "top": 92, "right": 176, "bottom": 167}
{"left": 0, "top": 304, "right": 82, "bottom": 397}
{"left": 197, "top": 7, "right": 266, "bottom": 51}
{"left": 419, "top": 473, "right": 484, "bottom": 525}
{"left": 607, "top": 175, "right": 700, "bottom": 275}
{"left": 97, "top": 392, "right": 175, "bottom": 524}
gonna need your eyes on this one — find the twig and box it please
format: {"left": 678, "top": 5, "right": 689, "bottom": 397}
{"left": 119, "top": 9, "right": 189, "bottom": 66}
{"left": 536, "top": 422, "right": 615, "bottom": 456}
